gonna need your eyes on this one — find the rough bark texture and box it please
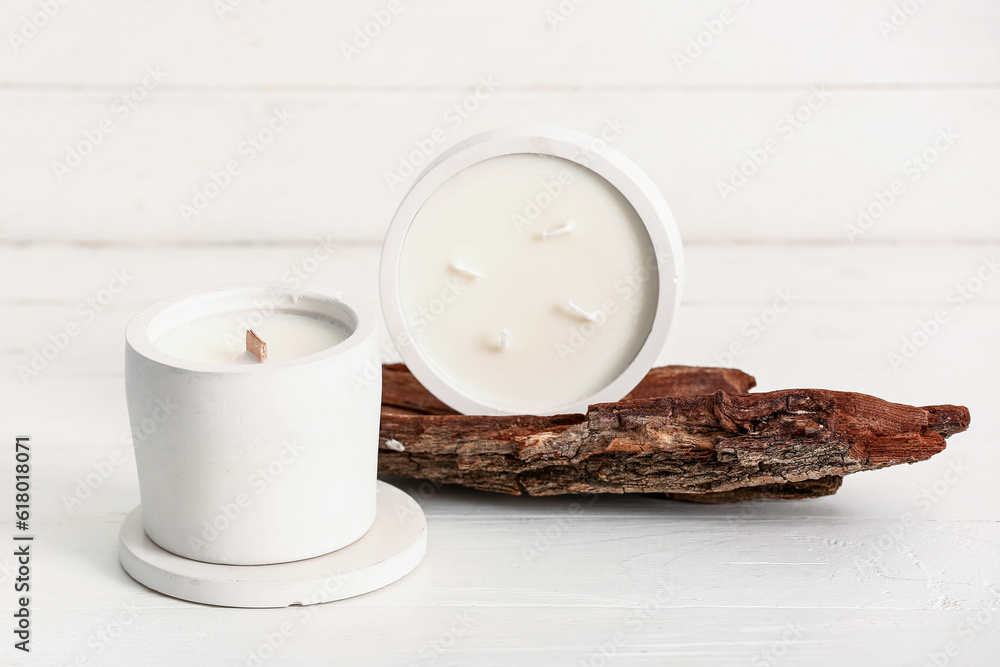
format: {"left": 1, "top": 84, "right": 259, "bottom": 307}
{"left": 380, "top": 363, "right": 757, "bottom": 415}
{"left": 663, "top": 476, "right": 844, "bottom": 503}
{"left": 377, "top": 365, "right": 970, "bottom": 502}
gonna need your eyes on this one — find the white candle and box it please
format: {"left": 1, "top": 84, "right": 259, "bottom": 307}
{"left": 155, "top": 312, "right": 351, "bottom": 365}
{"left": 382, "top": 127, "right": 684, "bottom": 416}
{"left": 124, "top": 286, "right": 381, "bottom": 565}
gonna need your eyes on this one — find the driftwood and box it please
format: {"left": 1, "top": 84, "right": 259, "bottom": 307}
{"left": 378, "top": 364, "right": 970, "bottom": 503}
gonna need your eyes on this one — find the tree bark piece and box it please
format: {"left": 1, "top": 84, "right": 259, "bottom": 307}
{"left": 380, "top": 363, "right": 757, "bottom": 416}
{"left": 664, "top": 476, "right": 844, "bottom": 503}
{"left": 377, "top": 365, "right": 970, "bottom": 502}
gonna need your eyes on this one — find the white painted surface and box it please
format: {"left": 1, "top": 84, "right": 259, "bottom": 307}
{"left": 1, "top": 2, "right": 998, "bottom": 665}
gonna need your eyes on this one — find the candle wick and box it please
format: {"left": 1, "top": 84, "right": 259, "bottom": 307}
{"left": 539, "top": 222, "right": 573, "bottom": 240}
{"left": 566, "top": 300, "right": 598, "bottom": 323}
{"left": 246, "top": 329, "right": 267, "bottom": 362}
{"left": 450, "top": 262, "right": 483, "bottom": 280}
{"left": 499, "top": 328, "right": 511, "bottom": 351}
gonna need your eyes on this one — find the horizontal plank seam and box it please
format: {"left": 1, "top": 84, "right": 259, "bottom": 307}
{"left": 1, "top": 82, "right": 1000, "bottom": 95}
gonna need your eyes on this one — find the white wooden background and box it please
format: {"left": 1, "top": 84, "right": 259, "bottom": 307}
{"left": 2, "top": 1, "right": 999, "bottom": 665}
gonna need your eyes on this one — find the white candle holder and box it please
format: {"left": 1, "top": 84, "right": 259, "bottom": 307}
{"left": 381, "top": 125, "right": 684, "bottom": 416}
{"left": 118, "top": 285, "right": 426, "bottom": 607}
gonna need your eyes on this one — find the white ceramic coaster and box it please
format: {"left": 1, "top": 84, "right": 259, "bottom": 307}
{"left": 119, "top": 481, "right": 427, "bottom": 608}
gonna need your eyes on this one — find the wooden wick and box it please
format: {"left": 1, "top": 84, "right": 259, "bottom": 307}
{"left": 246, "top": 329, "right": 267, "bottom": 362}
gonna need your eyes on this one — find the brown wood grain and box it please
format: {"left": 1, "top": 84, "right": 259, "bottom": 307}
{"left": 377, "top": 365, "right": 970, "bottom": 502}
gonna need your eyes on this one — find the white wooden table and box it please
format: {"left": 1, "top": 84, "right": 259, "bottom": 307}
{"left": 2, "top": 2, "right": 998, "bottom": 664}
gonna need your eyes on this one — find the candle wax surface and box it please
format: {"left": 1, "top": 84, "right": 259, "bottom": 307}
{"left": 398, "top": 153, "right": 659, "bottom": 413}
{"left": 154, "top": 311, "right": 351, "bottom": 365}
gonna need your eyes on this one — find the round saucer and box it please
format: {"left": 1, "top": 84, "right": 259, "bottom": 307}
{"left": 119, "top": 481, "right": 427, "bottom": 608}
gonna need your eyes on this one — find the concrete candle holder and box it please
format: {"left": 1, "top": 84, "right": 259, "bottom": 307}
{"left": 118, "top": 285, "right": 426, "bottom": 607}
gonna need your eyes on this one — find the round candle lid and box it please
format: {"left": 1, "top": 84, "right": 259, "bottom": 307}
{"left": 380, "top": 126, "right": 684, "bottom": 416}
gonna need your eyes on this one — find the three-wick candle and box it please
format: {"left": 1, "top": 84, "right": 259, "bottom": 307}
{"left": 381, "top": 126, "right": 684, "bottom": 416}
